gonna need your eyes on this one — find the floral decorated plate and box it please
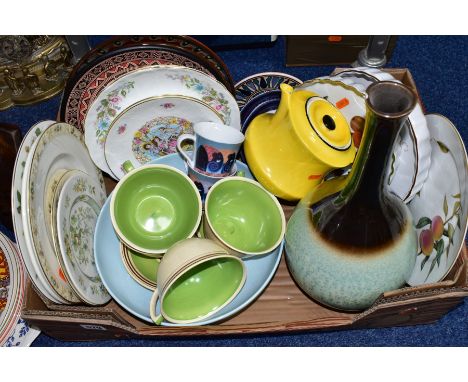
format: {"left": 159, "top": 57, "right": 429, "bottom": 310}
{"left": 22, "top": 122, "right": 104, "bottom": 303}
{"left": 95, "top": 155, "right": 282, "bottom": 325}
{"left": 60, "top": 48, "right": 213, "bottom": 133}
{"left": 0, "top": 234, "right": 25, "bottom": 346}
{"left": 235, "top": 72, "right": 302, "bottom": 110}
{"left": 84, "top": 66, "right": 240, "bottom": 178}
{"left": 296, "top": 75, "right": 431, "bottom": 202}
{"left": 55, "top": 170, "right": 110, "bottom": 305}
{"left": 104, "top": 95, "right": 224, "bottom": 179}
{"left": 11, "top": 120, "right": 66, "bottom": 304}
{"left": 406, "top": 114, "right": 468, "bottom": 285}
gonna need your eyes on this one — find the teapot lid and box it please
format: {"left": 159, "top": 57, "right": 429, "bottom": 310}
{"left": 288, "top": 86, "right": 355, "bottom": 168}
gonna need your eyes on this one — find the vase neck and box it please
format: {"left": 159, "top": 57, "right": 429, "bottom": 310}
{"left": 313, "top": 81, "right": 417, "bottom": 250}
{"left": 336, "top": 81, "right": 417, "bottom": 205}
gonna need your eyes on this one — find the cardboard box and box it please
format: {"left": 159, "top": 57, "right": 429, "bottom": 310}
{"left": 21, "top": 68, "right": 468, "bottom": 341}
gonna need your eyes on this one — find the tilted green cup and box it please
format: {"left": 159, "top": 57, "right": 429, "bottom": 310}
{"left": 203, "top": 177, "right": 286, "bottom": 258}
{"left": 150, "top": 238, "right": 246, "bottom": 325}
{"left": 110, "top": 164, "right": 202, "bottom": 256}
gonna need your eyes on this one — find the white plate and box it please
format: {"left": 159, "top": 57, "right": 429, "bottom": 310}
{"left": 56, "top": 170, "right": 110, "bottom": 305}
{"left": 22, "top": 122, "right": 104, "bottom": 303}
{"left": 84, "top": 66, "right": 240, "bottom": 178}
{"left": 406, "top": 114, "right": 468, "bottom": 285}
{"left": 104, "top": 95, "right": 224, "bottom": 179}
{"left": 11, "top": 120, "right": 66, "bottom": 304}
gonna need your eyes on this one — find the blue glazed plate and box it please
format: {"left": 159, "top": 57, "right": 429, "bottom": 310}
{"left": 94, "top": 155, "right": 283, "bottom": 325}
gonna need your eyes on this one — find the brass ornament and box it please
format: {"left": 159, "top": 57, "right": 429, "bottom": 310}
{"left": 0, "top": 36, "right": 74, "bottom": 110}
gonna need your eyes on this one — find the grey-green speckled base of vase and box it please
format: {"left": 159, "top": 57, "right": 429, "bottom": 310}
{"left": 285, "top": 205, "right": 417, "bottom": 311}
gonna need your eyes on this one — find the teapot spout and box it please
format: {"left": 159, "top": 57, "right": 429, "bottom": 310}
{"left": 271, "top": 83, "right": 293, "bottom": 126}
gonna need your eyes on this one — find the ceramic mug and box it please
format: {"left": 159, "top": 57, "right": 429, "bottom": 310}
{"left": 110, "top": 163, "right": 202, "bottom": 256}
{"left": 149, "top": 238, "right": 246, "bottom": 325}
{"left": 187, "top": 161, "right": 238, "bottom": 202}
{"left": 203, "top": 177, "right": 286, "bottom": 258}
{"left": 177, "top": 121, "right": 245, "bottom": 177}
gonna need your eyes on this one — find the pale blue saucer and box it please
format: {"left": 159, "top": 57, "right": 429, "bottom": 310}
{"left": 94, "top": 155, "right": 283, "bottom": 325}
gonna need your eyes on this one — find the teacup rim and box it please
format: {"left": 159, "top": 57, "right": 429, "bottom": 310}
{"left": 193, "top": 121, "right": 245, "bottom": 144}
{"left": 204, "top": 176, "right": 286, "bottom": 256}
{"left": 110, "top": 163, "right": 202, "bottom": 255}
{"left": 158, "top": 252, "right": 246, "bottom": 324}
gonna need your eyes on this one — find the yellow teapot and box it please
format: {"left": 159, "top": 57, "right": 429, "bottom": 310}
{"left": 244, "top": 83, "right": 356, "bottom": 201}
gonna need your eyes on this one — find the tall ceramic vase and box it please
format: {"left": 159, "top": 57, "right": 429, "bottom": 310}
{"left": 285, "top": 81, "right": 418, "bottom": 311}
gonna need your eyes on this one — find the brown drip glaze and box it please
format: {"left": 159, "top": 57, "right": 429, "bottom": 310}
{"left": 312, "top": 81, "right": 417, "bottom": 252}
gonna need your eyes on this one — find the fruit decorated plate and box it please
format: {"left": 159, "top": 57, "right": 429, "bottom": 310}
{"left": 406, "top": 114, "right": 468, "bottom": 285}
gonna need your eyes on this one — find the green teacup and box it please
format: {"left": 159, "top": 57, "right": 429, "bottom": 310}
{"left": 120, "top": 243, "right": 160, "bottom": 290}
{"left": 111, "top": 164, "right": 202, "bottom": 256}
{"left": 203, "top": 177, "right": 286, "bottom": 258}
{"left": 150, "top": 238, "right": 246, "bottom": 325}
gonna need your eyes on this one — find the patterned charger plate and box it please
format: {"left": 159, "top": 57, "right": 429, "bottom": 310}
{"left": 65, "top": 35, "right": 234, "bottom": 98}
{"left": 60, "top": 48, "right": 213, "bottom": 133}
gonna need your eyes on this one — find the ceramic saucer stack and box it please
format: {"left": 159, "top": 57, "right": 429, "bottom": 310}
{"left": 0, "top": 232, "right": 40, "bottom": 347}
{"left": 11, "top": 121, "right": 111, "bottom": 306}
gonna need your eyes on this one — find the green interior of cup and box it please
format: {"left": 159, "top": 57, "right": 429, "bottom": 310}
{"left": 130, "top": 248, "right": 159, "bottom": 283}
{"left": 206, "top": 180, "right": 283, "bottom": 253}
{"left": 114, "top": 167, "right": 200, "bottom": 251}
{"left": 162, "top": 257, "right": 244, "bottom": 321}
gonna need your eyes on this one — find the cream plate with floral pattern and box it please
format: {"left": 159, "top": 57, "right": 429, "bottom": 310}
{"left": 406, "top": 114, "right": 468, "bottom": 285}
{"left": 84, "top": 66, "right": 240, "bottom": 178}
{"left": 104, "top": 95, "right": 224, "bottom": 179}
{"left": 12, "top": 120, "right": 66, "bottom": 304}
{"left": 22, "top": 122, "right": 104, "bottom": 303}
{"left": 55, "top": 170, "right": 110, "bottom": 305}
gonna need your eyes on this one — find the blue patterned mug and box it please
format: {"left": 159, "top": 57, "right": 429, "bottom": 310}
{"left": 177, "top": 122, "right": 244, "bottom": 177}
{"left": 187, "top": 161, "right": 238, "bottom": 202}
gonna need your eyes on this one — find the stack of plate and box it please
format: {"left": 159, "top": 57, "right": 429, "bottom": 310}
{"left": 11, "top": 121, "right": 111, "bottom": 306}
{"left": 0, "top": 232, "right": 40, "bottom": 346}
{"left": 58, "top": 36, "right": 239, "bottom": 180}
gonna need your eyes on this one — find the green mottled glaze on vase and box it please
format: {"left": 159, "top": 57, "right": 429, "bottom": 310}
{"left": 285, "top": 205, "right": 417, "bottom": 310}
